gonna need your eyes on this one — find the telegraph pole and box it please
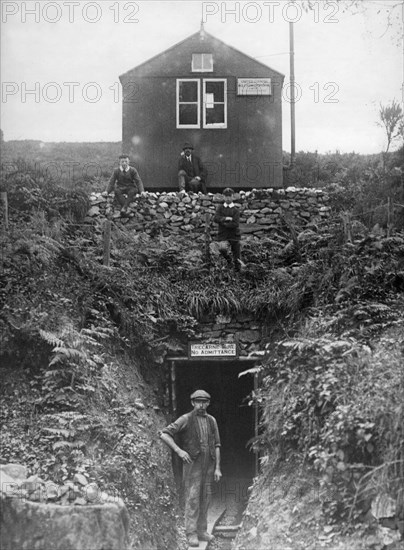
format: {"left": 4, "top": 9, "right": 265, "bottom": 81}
{"left": 289, "top": 5, "right": 296, "bottom": 166}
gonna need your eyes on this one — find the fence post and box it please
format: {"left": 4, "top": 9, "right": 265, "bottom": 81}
{"left": 342, "top": 212, "right": 352, "bottom": 243}
{"left": 347, "top": 212, "right": 352, "bottom": 243}
{"left": 103, "top": 220, "right": 111, "bottom": 266}
{"left": 387, "top": 197, "right": 394, "bottom": 237}
{"left": 1, "top": 192, "right": 8, "bottom": 231}
{"left": 204, "top": 212, "right": 211, "bottom": 266}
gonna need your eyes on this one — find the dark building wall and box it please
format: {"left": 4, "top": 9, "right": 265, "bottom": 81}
{"left": 121, "top": 32, "right": 284, "bottom": 190}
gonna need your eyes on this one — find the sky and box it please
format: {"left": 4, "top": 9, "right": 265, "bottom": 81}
{"left": 1, "top": 0, "right": 403, "bottom": 154}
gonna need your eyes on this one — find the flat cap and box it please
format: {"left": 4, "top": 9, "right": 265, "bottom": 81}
{"left": 190, "top": 389, "right": 211, "bottom": 400}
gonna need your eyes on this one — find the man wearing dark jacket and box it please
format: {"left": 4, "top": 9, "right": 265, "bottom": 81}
{"left": 106, "top": 155, "right": 144, "bottom": 214}
{"left": 178, "top": 142, "right": 207, "bottom": 193}
{"left": 213, "top": 187, "right": 242, "bottom": 271}
{"left": 160, "top": 390, "right": 222, "bottom": 547}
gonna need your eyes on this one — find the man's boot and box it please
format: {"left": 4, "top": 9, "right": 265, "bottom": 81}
{"left": 198, "top": 532, "right": 215, "bottom": 542}
{"left": 187, "top": 533, "right": 199, "bottom": 547}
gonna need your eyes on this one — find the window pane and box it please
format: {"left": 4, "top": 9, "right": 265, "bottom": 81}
{"left": 205, "top": 81, "right": 224, "bottom": 102}
{"left": 192, "top": 53, "right": 213, "bottom": 72}
{"left": 205, "top": 93, "right": 214, "bottom": 109}
{"left": 179, "top": 104, "right": 198, "bottom": 125}
{"left": 202, "top": 54, "right": 213, "bottom": 71}
{"left": 206, "top": 104, "right": 224, "bottom": 125}
{"left": 192, "top": 54, "right": 203, "bottom": 70}
{"left": 179, "top": 81, "right": 198, "bottom": 102}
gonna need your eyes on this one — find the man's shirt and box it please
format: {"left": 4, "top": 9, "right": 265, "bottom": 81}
{"left": 161, "top": 412, "right": 221, "bottom": 448}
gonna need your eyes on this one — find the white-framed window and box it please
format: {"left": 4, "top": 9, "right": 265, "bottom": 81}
{"left": 192, "top": 53, "right": 213, "bottom": 72}
{"left": 203, "top": 79, "right": 227, "bottom": 129}
{"left": 176, "top": 78, "right": 227, "bottom": 129}
{"left": 176, "top": 79, "right": 200, "bottom": 128}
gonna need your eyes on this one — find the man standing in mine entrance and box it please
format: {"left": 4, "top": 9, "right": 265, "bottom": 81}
{"left": 160, "top": 390, "right": 222, "bottom": 547}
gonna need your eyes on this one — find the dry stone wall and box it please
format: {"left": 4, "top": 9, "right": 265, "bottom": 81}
{"left": 87, "top": 188, "right": 330, "bottom": 239}
{"left": 193, "top": 315, "right": 265, "bottom": 358}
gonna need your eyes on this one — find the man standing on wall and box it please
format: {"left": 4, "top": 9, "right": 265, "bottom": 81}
{"left": 160, "top": 390, "right": 222, "bottom": 547}
{"left": 213, "top": 187, "right": 242, "bottom": 272}
{"left": 178, "top": 142, "right": 207, "bottom": 193}
{"left": 105, "top": 154, "right": 144, "bottom": 215}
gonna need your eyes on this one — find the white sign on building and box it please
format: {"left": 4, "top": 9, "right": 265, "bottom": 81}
{"left": 237, "top": 78, "right": 272, "bottom": 95}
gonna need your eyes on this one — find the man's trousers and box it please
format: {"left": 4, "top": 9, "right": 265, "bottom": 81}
{"left": 114, "top": 186, "right": 136, "bottom": 208}
{"left": 218, "top": 238, "right": 241, "bottom": 270}
{"left": 182, "top": 448, "right": 215, "bottom": 536}
{"left": 178, "top": 170, "right": 207, "bottom": 193}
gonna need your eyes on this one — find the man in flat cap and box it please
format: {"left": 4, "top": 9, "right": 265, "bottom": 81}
{"left": 160, "top": 389, "right": 222, "bottom": 547}
{"left": 178, "top": 143, "right": 207, "bottom": 193}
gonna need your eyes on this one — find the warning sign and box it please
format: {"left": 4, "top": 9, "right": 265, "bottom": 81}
{"left": 189, "top": 342, "right": 238, "bottom": 358}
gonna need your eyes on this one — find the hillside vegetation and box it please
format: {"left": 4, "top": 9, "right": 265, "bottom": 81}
{"left": 0, "top": 148, "right": 403, "bottom": 549}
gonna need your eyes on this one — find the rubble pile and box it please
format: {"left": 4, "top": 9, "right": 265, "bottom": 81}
{"left": 0, "top": 464, "right": 129, "bottom": 550}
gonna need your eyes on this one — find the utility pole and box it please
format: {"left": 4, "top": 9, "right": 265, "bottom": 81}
{"left": 289, "top": 5, "right": 296, "bottom": 166}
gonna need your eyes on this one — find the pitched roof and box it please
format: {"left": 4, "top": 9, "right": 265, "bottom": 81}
{"left": 119, "top": 29, "right": 285, "bottom": 80}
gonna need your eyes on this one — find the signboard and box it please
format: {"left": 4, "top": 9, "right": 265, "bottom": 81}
{"left": 237, "top": 78, "right": 271, "bottom": 96}
{"left": 189, "top": 342, "right": 238, "bottom": 359}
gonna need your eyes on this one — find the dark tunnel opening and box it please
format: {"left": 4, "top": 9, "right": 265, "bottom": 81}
{"left": 173, "top": 360, "right": 256, "bottom": 483}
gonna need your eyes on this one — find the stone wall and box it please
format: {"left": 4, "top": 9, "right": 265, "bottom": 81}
{"left": 165, "top": 314, "right": 267, "bottom": 363}
{"left": 87, "top": 188, "right": 330, "bottom": 239}
{"left": 194, "top": 315, "right": 265, "bottom": 357}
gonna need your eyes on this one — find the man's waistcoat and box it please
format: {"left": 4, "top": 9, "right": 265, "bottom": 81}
{"left": 181, "top": 411, "right": 216, "bottom": 461}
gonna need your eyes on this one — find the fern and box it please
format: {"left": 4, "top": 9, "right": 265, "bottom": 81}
{"left": 37, "top": 323, "right": 116, "bottom": 412}
{"left": 49, "top": 347, "right": 87, "bottom": 366}
{"left": 39, "top": 330, "right": 64, "bottom": 348}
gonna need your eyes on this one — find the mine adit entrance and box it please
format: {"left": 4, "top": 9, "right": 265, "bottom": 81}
{"left": 168, "top": 357, "right": 258, "bottom": 510}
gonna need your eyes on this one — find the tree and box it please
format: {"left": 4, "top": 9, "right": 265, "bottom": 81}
{"left": 305, "top": 1, "right": 404, "bottom": 46}
{"left": 377, "top": 100, "right": 403, "bottom": 161}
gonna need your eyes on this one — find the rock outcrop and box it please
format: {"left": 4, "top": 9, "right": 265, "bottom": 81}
{"left": 0, "top": 464, "right": 129, "bottom": 550}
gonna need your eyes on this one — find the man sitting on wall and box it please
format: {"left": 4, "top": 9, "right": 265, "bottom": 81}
{"left": 178, "top": 142, "right": 207, "bottom": 193}
{"left": 105, "top": 154, "right": 144, "bottom": 215}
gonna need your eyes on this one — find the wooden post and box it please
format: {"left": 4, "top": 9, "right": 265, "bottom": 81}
{"left": 387, "top": 197, "right": 394, "bottom": 237}
{"left": 342, "top": 212, "right": 352, "bottom": 243}
{"left": 289, "top": 0, "right": 296, "bottom": 166}
{"left": 170, "top": 361, "right": 177, "bottom": 416}
{"left": 204, "top": 212, "right": 211, "bottom": 266}
{"left": 103, "top": 219, "right": 111, "bottom": 266}
{"left": 1, "top": 192, "right": 8, "bottom": 231}
{"left": 254, "top": 371, "right": 259, "bottom": 477}
{"left": 347, "top": 212, "right": 352, "bottom": 243}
